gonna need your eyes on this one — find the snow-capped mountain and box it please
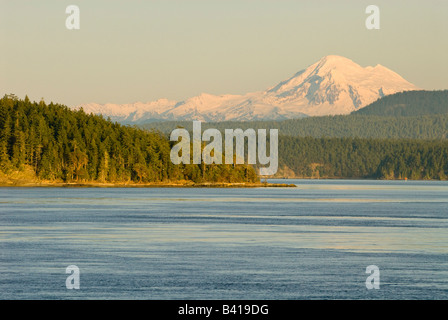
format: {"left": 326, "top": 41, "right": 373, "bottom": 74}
{"left": 73, "top": 55, "right": 419, "bottom": 123}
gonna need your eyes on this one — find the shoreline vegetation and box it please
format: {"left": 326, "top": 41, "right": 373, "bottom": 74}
{"left": 0, "top": 166, "right": 443, "bottom": 189}
{"left": 0, "top": 173, "right": 295, "bottom": 188}
{"left": 2, "top": 177, "right": 445, "bottom": 188}
{"left": 0, "top": 181, "right": 297, "bottom": 188}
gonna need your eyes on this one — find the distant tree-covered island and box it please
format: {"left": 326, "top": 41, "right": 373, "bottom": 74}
{"left": 275, "top": 136, "right": 448, "bottom": 180}
{"left": 0, "top": 94, "right": 272, "bottom": 187}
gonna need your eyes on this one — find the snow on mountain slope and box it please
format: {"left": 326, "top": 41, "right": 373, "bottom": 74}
{"left": 79, "top": 99, "right": 177, "bottom": 123}
{"left": 258, "top": 55, "right": 419, "bottom": 116}
{"left": 73, "top": 55, "right": 419, "bottom": 122}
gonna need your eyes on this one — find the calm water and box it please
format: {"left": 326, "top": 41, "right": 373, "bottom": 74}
{"left": 1, "top": 179, "right": 447, "bottom": 300}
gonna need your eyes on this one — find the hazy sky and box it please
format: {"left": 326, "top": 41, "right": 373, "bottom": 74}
{"left": 1, "top": 0, "right": 447, "bottom": 107}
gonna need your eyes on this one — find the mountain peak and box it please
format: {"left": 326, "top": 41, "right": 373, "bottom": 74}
{"left": 313, "top": 55, "right": 360, "bottom": 70}
{"left": 263, "top": 56, "right": 419, "bottom": 115}
{"left": 318, "top": 55, "right": 355, "bottom": 64}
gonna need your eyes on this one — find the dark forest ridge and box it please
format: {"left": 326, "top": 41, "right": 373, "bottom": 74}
{"left": 276, "top": 136, "right": 448, "bottom": 180}
{"left": 143, "top": 114, "right": 448, "bottom": 140}
{"left": 353, "top": 90, "right": 448, "bottom": 116}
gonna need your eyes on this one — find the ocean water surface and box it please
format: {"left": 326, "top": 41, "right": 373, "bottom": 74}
{"left": 1, "top": 179, "right": 447, "bottom": 299}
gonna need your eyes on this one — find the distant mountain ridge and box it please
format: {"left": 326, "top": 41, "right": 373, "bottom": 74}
{"left": 353, "top": 90, "right": 448, "bottom": 116}
{"left": 73, "top": 55, "right": 419, "bottom": 123}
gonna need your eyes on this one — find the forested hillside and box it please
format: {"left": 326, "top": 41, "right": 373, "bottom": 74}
{"left": 142, "top": 114, "right": 448, "bottom": 140}
{"left": 0, "top": 95, "right": 258, "bottom": 184}
{"left": 277, "top": 136, "right": 448, "bottom": 180}
{"left": 353, "top": 90, "right": 448, "bottom": 116}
